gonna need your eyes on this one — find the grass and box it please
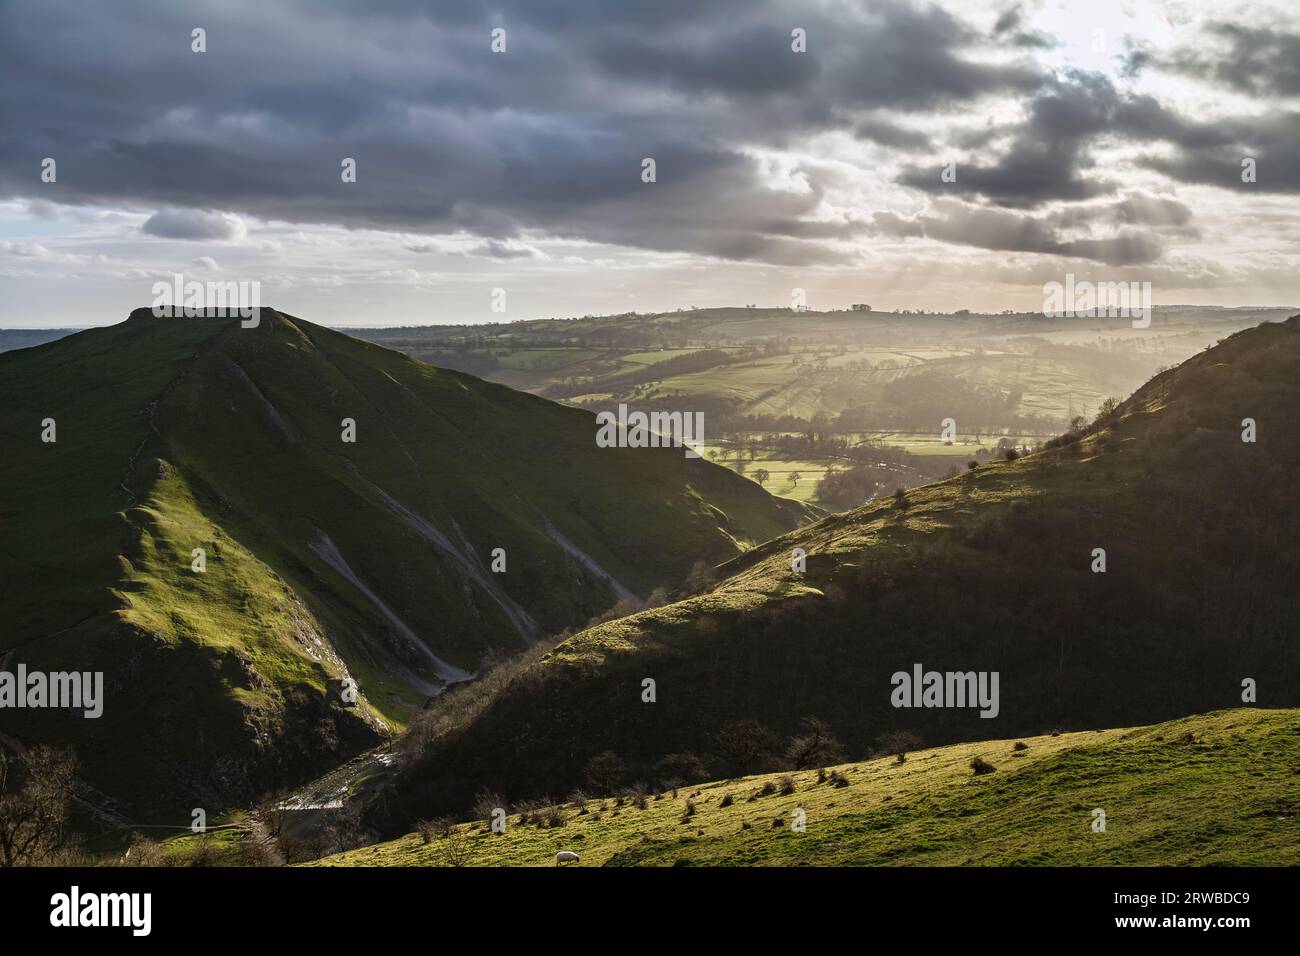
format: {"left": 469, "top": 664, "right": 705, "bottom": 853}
{"left": 315, "top": 708, "right": 1300, "bottom": 866}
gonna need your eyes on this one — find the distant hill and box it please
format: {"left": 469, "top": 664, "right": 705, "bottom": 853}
{"left": 321, "top": 708, "right": 1300, "bottom": 867}
{"left": 0, "top": 328, "right": 77, "bottom": 352}
{"left": 381, "top": 315, "right": 1300, "bottom": 822}
{"left": 0, "top": 309, "right": 810, "bottom": 817}
{"left": 351, "top": 305, "right": 1297, "bottom": 432}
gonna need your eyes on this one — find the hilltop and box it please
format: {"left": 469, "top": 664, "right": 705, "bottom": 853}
{"left": 379, "top": 315, "right": 1300, "bottom": 823}
{"left": 0, "top": 308, "right": 810, "bottom": 818}
{"left": 320, "top": 708, "right": 1300, "bottom": 867}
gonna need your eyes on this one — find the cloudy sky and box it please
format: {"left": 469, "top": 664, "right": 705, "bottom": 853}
{"left": 1, "top": 0, "right": 1297, "bottom": 327}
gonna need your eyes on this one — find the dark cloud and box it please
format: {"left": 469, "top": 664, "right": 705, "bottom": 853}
{"left": 870, "top": 198, "right": 1165, "bottom": 266}
{"left": 991, "top": 3, "right": 1056, "bottom": 49}
{"left": 853, "top": 118, "right": 933, "bottom": 150}
{"left": 901, "top": 72, "right": 1127, "bottom": 207}
{"left": 1154, "top": 22, "right": 1300, "bottom": 97}
{"left": 0, "top": 0, "right": 1046, "bottom": 267}
{"left": 142, "top": 208, "right": 246, "bottom": 240}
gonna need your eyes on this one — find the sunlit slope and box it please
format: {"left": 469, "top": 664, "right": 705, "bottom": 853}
{"left": 0, "top": 308, "right": 811, "bottom": 816}
{"left": 385, "top": 316, "right": 1300, "bottom": 821}
{"left": 324, "top": 709, "right": 1300, "bottom": 867}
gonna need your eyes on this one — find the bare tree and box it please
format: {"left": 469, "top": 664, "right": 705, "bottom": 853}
{"left": 715, "top": 720, "right": 780, "bottom": 776}
{"left": 0, "top": 747, "right": 79, "bottom": 867}
{"left": 785, "top": 717, "right": 846, "bottom": 770}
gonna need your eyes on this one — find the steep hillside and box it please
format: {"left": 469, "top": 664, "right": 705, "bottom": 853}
{"left": 324, "top": 709, "right": 1300, "bottom": 867}
{"left": 0, "top": 308, "right": 811, "bottom": 817}
{"left": 383, "top": 316, "right": 1300, "bottom": 822}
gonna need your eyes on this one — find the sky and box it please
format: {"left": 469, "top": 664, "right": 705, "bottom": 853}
{"left": 1, "top": 0, "right": 1298, "bottom": 327}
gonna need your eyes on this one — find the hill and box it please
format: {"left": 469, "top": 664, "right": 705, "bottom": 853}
{"left": 320, "top": 708, "right": 1300, "bottom": 866}
{"left": 0, "top": 308, "right": 811, "bottom": 818}
{"left": 352, "top": 306, "right": 1295, "bottom": 432}
{"left": 380, "top": 315, "right": 1300, "bottom": 823}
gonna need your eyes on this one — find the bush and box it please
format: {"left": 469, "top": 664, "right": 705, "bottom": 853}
{"left": 778, "top": 775, "right": 796, "bottom": 795}
{"left": 540, "top": 805, "right": 567, "bottom": 828}
{"left": 472, "top": 789, "right": 505, "bottom": 825}
{"left": 970, "top": 756, "right": 996, "bottom": 776}
{"left": 876, "top": 729, "right": 923, "bottom": 763}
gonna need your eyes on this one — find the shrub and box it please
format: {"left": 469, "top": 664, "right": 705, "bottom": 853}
{"left": 778, "top": 775, "right": 796, "bottom": 795}
{"left": 472, "top": 789, "right": 505, "bottom": 825}
{"left": 970, "top": 756, "right": 996, "bottom": 776}
{"left": 876, "top": 729, "right": 923, "bottom": 763}
{"left": 541, "top": 805, "right": 567, "bottom": 829}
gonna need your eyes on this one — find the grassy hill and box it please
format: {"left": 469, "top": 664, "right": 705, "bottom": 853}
{"left": 353, "top": 306, "right": 1295, "bottom": 431}
{"left": 379, "top": 315, "right": 1300, "bottom": 824}
{"left": 320, "top": 708, "right": 1300, "bottom": 866}
{"left": 0, "top": 308, "right": 811, "bottom": 818}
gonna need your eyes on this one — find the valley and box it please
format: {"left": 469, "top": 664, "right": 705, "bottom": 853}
{"left": 2, "top": 307, "right": 1297, "bottom": 871}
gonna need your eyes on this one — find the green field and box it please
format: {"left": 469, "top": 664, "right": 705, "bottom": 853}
{"left": 317, "top": 708, "right": 1300, "bottom": 867}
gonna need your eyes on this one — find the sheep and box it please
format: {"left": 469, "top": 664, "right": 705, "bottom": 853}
{"left": 555, "top": 850, "right": 580, "bottom": 866}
